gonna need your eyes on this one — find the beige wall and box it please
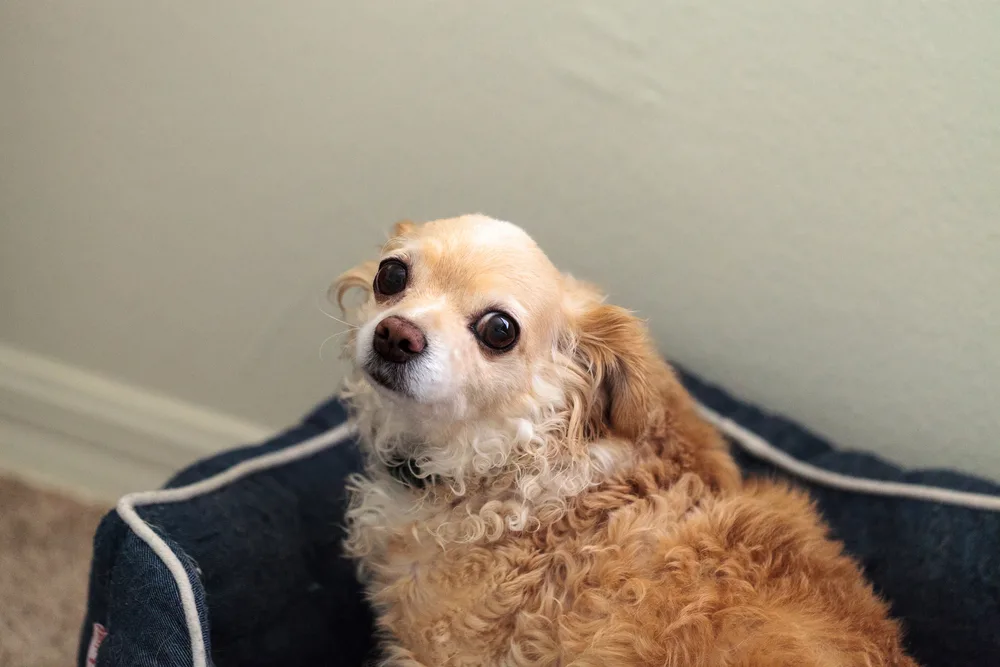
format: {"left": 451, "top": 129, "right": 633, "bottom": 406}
{"left": 1, "top": 2, "right": 998, "bottom": 477}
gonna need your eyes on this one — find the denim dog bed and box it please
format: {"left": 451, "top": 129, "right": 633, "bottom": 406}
{"left": 78, "top": 370, "right": 1000, "bottom": 667}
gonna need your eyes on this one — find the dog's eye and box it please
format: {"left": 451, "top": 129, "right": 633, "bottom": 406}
{"left": 475, "top": 312, "right": 519, "bottom": 352}
{"left": 374, "top": 260, "right": 408, "bottom": 296}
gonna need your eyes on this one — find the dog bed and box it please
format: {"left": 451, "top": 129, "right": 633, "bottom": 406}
{"left": 77, "top": 369, "right": 1000, "bottom": 667}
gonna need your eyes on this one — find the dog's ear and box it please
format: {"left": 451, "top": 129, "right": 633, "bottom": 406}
{"left": 391, "top": 219, "right": 417, "bottom": 238}
{"left": 330, "top": 259, "right": 379, "bottom": 313}
{"left": 565, "top": 284, "right": 663, "bottom": 441}
{"left": 563, "top": 280, "right": 742, "bottom": 491}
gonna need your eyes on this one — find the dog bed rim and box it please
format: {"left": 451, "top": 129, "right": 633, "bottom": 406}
{"left": 111, "top": 406, "right": 1000, "bottom": 667}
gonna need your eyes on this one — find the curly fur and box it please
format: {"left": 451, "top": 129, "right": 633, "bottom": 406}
{"left": 332, "top": 215, "right": 918, "bottom": 667}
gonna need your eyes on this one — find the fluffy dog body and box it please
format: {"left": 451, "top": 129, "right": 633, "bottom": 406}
{"left": 335, "top": 215, "right": 916, "bottom": 666}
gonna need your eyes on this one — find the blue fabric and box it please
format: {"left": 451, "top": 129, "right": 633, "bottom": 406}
{"left": 79, "top": 374, "right": 1000, "bottom": 667}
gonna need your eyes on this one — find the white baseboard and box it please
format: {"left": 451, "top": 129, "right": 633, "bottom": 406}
{"left": 0, "top": 342, "right": 273, "bottom": 502}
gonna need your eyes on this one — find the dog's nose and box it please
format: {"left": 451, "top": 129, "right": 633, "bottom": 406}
{"left": 373, "top": 316, "right": 426, "bottom": 364}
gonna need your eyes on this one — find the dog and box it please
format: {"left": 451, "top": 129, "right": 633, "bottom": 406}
{"left": 332, "top": 214, "right": 917, "bottom": 666}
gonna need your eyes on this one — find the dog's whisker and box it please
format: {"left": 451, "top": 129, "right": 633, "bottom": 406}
{"left": 315, "top": 297, "right": 359, "bottom": 329}
{"left": 318, "top": 329, "right": 352, "bottom": 360}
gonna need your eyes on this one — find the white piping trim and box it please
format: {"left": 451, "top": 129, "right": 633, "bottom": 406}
{"left": 115, "top": 421, "right": 357, "bottom": 667}
{"left": 698, "top": 404, "right": 1000, "bottom": 512}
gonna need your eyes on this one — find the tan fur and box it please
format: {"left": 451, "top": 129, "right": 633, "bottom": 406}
{"left": 332, "top": 215, "right": 918, "bottom": 667}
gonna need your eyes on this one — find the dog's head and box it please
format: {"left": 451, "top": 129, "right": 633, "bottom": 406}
{"left": 333, "top": 215, "right": 668, "bottom": 488}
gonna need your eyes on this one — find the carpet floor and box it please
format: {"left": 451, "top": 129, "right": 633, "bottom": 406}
{"left": 0, "top": 474, "right": 105, "bottom": 667}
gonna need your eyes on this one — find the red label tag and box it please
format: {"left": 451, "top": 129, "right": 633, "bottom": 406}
{"left": 86, "top": 622, "right": 108, "bottom": 666}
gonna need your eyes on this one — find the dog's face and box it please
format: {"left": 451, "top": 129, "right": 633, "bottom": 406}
{"left": 334, "top": 214, "right": 665, "bottom": 482}
{"left": 340, "top": 215, "right": 565, "bottom": 417}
